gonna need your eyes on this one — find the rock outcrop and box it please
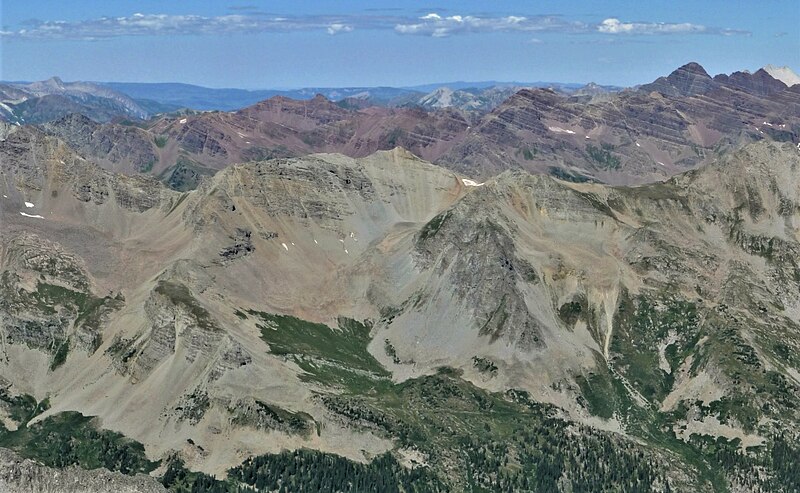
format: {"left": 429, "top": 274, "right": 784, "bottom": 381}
{"left": 42, "top": 114, "right": 159, "bottom": 175}
{"left": 0, "top": 448, "right": 165, "bottom": 493}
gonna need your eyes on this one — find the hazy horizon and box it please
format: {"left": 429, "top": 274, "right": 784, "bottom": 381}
{"left": 3, "top": 62, "right": 798, "bottom": 92}
{"left": 2, "top": 0, "right": 798, "bottom": 89}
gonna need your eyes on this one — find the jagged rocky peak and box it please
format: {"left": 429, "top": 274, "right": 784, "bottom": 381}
{"left": 713, "top": 68, "right": 788, "bottom": 96}
{"left": 642, "top": 62, "right": 795, "bottom": 98}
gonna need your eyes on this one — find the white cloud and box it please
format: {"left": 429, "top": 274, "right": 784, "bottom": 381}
{"left": 597, "top": 18, "right": 746, "bottom": 35}
{"left": 394, "top": 13, "right": 580, "bottom": 37}
{"left": 327, "top": 23, "right": 353, "bottom": 35}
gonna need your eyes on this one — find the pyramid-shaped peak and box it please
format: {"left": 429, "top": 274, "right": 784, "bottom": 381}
{"left": 673, "top": 62, "right": 711, "bottom": 78}
{"left": 638, "top": 62, "right": 716, "bottom": 96}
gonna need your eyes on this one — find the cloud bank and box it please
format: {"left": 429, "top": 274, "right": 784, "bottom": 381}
{"left": 0, "top": 12, "right": 750, "bottom": 40}
{"left": 1, "top": 13, "right": 360, "bottom": 40}
{"left": 393, "top": 13, "right": 584, "bottom": 37}
{"left": 597, "top": 18, "right": 748, "bottom": 36}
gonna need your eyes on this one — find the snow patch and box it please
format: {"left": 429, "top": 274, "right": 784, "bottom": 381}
{"left": 462, "top": 178, "right": 484, "bottom": 187}
{"left": 635, "top": 142, "right": 641, "bottom": 147}
{"left": 548, "top": 126, "right": 576, "bottom": 134}
{"left": 24, "top": 202, "right": 34, "bottom": 208}
{"left": 19, "top": 212, "right": 44, "bottom": 219}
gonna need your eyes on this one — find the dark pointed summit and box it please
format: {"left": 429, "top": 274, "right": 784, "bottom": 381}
{"left": 640, "top": 62, "right": 715, "bottom": 97}
{"left": 676, "top": 62, "right": 710, "bottom": 77}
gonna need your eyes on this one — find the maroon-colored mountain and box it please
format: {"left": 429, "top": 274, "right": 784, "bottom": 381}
{"left": 40, "top": 63, "right": 800, "bottom": 188}
{"left": 140, "top": 94, "right": 470, "bottom": 188}
{"left": 436, "top": 63, "right": 800, "bottom": 184}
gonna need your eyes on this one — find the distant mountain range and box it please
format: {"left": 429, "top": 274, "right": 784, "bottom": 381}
{"left": 0, "top": 77, "right": 624, "bottom": 123}
{"left": 30, "top": 62, "right": 799, "bottom": 193}
{"left": 2, "top": 62, "right": 798, "bottom": 192}
{"left": 98, "top": 80, "right": 621, "bottom": 115}
{"left": 101, "top": 82, "right": 421, "bottom": 112}
{"left": 3, "top": 66, "right": 796, "bottom": 127}
{"left": 0, "top": 77, "right": 148, "bottom": 124}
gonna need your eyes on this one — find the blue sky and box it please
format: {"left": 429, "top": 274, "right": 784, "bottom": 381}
{"left": 1, "top": 1, "right": 798, "bottom": 88}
